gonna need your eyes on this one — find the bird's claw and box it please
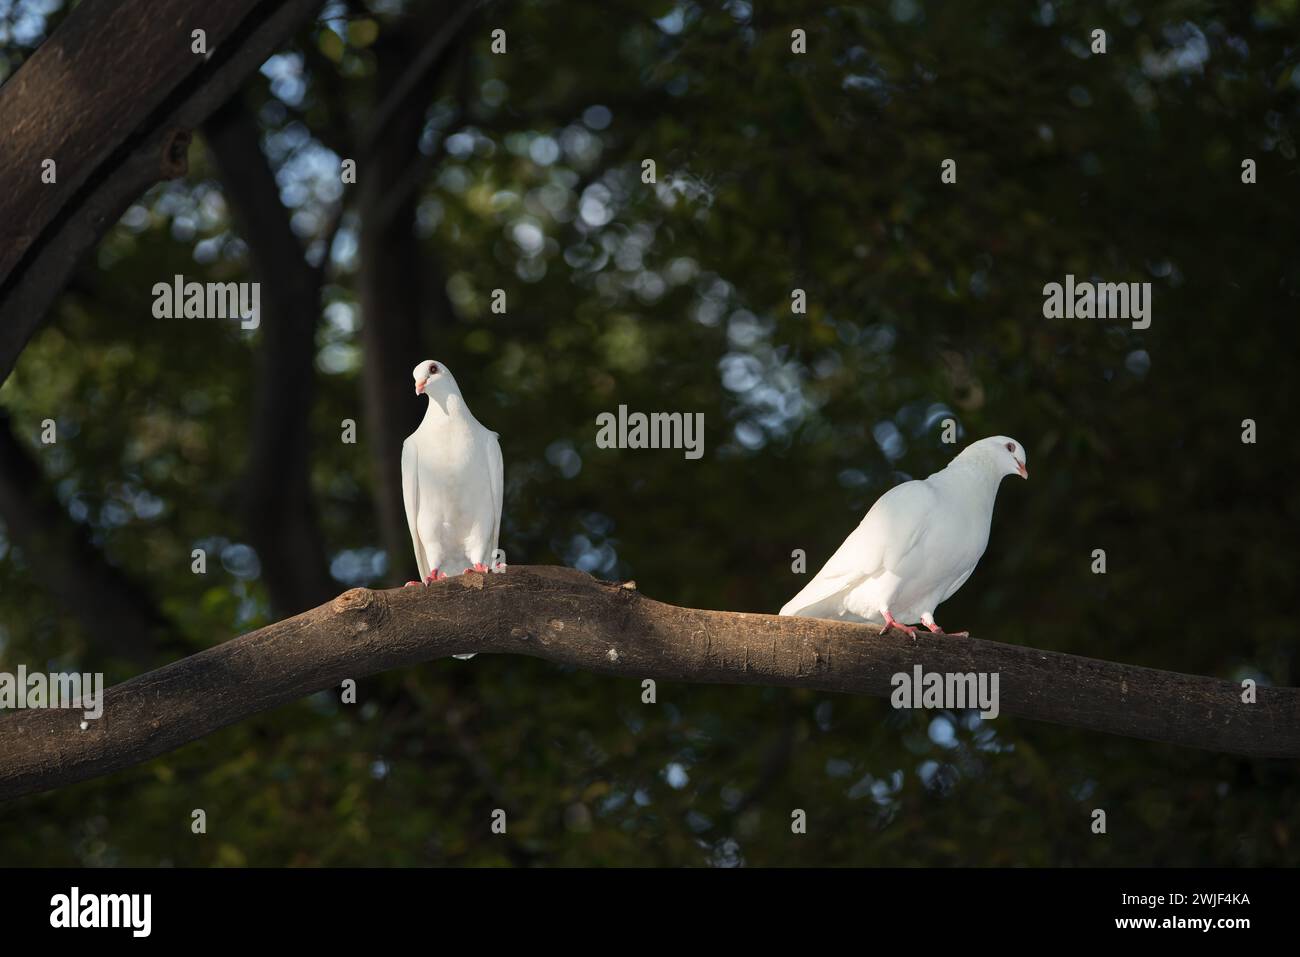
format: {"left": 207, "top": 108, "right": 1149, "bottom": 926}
{"left": 922, "top": 622, "right": 969, "bottom": 638}
{"left": 881, "top": 612, "right": 917, "bottom": 641}
{"left": 882, "top": 621, "right": 918, "bottom": 641}
{"left": 423, "top": 569, "right": 446, "bottom": 585}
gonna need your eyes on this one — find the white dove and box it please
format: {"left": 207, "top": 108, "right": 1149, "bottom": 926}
{"left": 779, "top": 435, "right": 1028, "bottom": 638}
{"left": 401, "top": 360, "right": 504, "bottom": 585}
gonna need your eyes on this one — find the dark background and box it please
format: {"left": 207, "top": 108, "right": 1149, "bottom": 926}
{"left": 0, "top": 0, "right": 1297, "bottom": 865}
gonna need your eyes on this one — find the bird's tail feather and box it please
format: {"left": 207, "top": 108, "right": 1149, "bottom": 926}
{"left": 779, "top": 581, "right": 856, "bottom": 619}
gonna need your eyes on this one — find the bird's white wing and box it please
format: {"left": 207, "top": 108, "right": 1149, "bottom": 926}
{"left": 484, "top": 430, "right": 504, "bottom": 559}
{"left": 779, "top": 480, "right": 936, "bottom": 617}
{"left": 937, "top": 564, "right": 975, "bottom": 605}
{"left": 401, "top": 438, "right": 428, "bottom": 581}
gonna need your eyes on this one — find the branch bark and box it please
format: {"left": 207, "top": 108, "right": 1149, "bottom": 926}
{"left": 1, "top": 566, "right": 1295, "bottom": 803}
{"left": 0, "top": 0, "right": 324, "bottom": 387}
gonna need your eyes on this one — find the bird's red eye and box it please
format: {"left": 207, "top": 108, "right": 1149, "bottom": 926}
{"left": 1006, "top": 442, "right": 1015, "bottom": 452}
{"left": 429, "top": 363, "right": 439, "bottom": 374}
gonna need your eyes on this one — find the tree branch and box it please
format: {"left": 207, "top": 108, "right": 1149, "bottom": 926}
{"left": 1, "top": 566, "right": 1294, "bottom": 803}
{"left": 0, "top": 0, "right": 324, "bottom": 387}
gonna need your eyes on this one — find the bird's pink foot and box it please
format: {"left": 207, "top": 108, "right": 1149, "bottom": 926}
{"left": 423, "top": 569, "right": 446, "bottom": 585}
{"left": 922, "top": 619, "right": 969, "bottom": 638}
{"left": 466, "top": 562, "right": 490, "bottom": 573}
{"left": 881, "top": 610, "right": 917, "bottom": 640}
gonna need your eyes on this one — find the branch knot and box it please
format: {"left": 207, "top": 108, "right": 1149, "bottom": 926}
{"left": 331, "top": 587, "right": 388, "bottom": 632}
{"left": 160, "top": 128, "right": 192, "bottom": 178}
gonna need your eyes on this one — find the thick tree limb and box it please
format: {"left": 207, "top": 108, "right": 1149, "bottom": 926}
{"left": 0, "top": 0, "right": 324, "bottom": 387}
{"left": 0, "top": 566, "right": 1294, "bottom": 802}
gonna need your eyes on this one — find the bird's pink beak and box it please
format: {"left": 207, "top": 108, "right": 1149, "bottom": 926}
{"left": 415, "top": 378, "right": 427, "bottom": 395}
{"left": 1016, "top": 459, "right": 1028, "bottom": 479}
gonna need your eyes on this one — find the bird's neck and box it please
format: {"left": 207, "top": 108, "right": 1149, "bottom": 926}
{"left": 420, "top": 391, "right": 456, "bottom": 423}
{"left": 937, "top": 457, "right": 1003, "bottom": 511}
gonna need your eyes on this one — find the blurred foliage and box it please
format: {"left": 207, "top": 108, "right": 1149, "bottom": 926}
{"left": 1, "top": 0, "right": 1299, "bottom": 865}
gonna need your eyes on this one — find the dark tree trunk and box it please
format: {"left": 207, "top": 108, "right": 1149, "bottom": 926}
{"left": 203, "top": 97, "right": 335, "bottom": 617}
{"left": 0, "top": 411, "right": 173, "bottom": 663}
{"left": 357, "top": 36, "right": 436, "bottom": 585}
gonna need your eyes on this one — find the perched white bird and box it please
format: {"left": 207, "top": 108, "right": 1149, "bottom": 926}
{"left": 779, "top": 435, "right": 1028, "bottom": 638}
{"left": 401, "top": 360, "right": 504, "bottom": 585}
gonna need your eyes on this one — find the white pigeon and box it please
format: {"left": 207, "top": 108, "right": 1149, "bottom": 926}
{"left": 401, "top": 359, "right": 505, "bottom": 585}
{"left": 779, "top": 435, "right": 1028, "bottom": 638}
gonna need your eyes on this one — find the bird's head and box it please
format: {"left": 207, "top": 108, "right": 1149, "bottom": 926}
{"left": 412, "top": 359, "right": 455, "bottom": 397}
{"left": 986, "top": 435, "right": 1028, "bottom": 480}
{"left": 960, "top": 435, "right": 1029, "bottom": 480}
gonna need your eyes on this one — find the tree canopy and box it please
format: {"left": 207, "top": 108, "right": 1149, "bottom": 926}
{"left": 0, "top": 0, "right": 1297, "bottom": 866}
